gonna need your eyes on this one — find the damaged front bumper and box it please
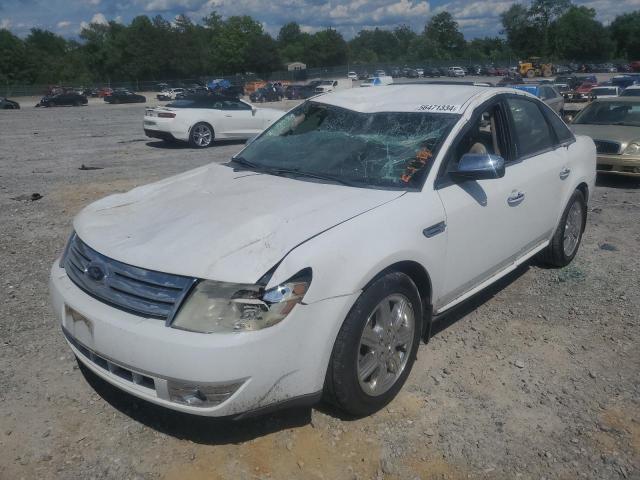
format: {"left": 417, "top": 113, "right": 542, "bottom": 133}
{"left": 49, "top": 261, "right": 358, "bottom": 417}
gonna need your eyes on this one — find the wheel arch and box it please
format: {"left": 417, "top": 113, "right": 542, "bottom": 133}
{"left": 576, "top": 182, "right": 589, "bottom": 232}
{"left": 363, "top": 260, "right": 433, "bottom": 340}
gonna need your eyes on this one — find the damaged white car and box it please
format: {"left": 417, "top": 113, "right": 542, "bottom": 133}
{"left": 50, "top": 85, "right": 596, "bottom": 418}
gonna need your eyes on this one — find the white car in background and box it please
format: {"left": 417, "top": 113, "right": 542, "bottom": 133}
{"left": 448, "top": 67, "right": 466, "bottom": 77}
{"left": 143, "top": 96, "right": 283, "bottom": 148}
{"left": 315, "top": 79, "right": 353, "bottom": 94}
{"left": 347, "top": 71, "right": 358, "bottom": 81}
{"left": 360, "top": 75, "right": 394, "bottom": 87}
{"left": 156, "top": 88, "right": 185, "bottom": 101}
{"left": 51, "top": 85, "right": 595, "bottom": 418}
{"left": 589, "top": 86, "right": 621, "bottom": 99}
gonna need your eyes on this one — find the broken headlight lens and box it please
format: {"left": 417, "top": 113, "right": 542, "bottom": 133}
{"left": 170, "top": 269, "right": 311, "bottom": 333}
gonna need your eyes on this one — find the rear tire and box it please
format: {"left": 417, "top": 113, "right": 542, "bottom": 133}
{"left": 538, "top": 189, "right": 586, "bottom": 267}
{"left": 188, "top": 122, "right": 214, "bottom": 148}
{"left": 324, "top": 272, "right": 423, "bottom": 417}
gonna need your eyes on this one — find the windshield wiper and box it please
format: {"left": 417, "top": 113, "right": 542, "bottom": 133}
{"left": 229, "top": 157, "right": 356, "bottom": 187}
{"left": 229, "top": 156, "right": 262, "bottom": 171}
{"left": 271, "top": 167, "right": 357, "bottom": 187}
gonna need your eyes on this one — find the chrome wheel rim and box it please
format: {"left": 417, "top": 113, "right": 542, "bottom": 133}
{"left": 357, "top": 294, "right": 415, "bottom": 397}
{"left": 563, "top": 201, "right": 583, "bottom": 257}
{"left": 192, "top": 125, "right": 212, "bottom": 147}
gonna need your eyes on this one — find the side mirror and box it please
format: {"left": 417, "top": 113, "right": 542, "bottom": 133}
{"left": 451, "top": 153, "right": 505, "bottom": 180}
{"left": 252, "top": 106, "right": 257, "bottom": 116}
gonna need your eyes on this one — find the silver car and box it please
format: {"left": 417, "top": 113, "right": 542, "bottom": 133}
{"left": 570, "top": 97, "right": 640, "bottom": 177}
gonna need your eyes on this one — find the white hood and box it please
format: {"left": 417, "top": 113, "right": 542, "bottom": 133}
{"left": 74, "top": 163, "right": 403, "bottom": 283}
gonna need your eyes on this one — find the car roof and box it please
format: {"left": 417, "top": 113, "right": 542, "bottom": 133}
{"left": 624, "top": 85, "right": 640, "bottom": 90}
{"left": 314, "top": 84, "right": 508, "bottom": 114}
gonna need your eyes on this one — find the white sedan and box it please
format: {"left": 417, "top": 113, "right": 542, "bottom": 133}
{"left": 51, "top": 85, "right": 595, "bottom": 418}
{"left": 143, "top": 96, "right": 283, "bottom": 148}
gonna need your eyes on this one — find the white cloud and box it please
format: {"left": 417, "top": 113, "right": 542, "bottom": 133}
{"left": 0, "top": 18, "right": 11, "bottom": 29}
{"left": 57, "top": 20, "right": 72, "bottom": 28}
{"left": 90, "top": 12, "right": 109, "bottom": 24}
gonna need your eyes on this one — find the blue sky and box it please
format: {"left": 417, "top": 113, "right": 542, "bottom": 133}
{"left": 0, "top": 0, "right": 637, "bottom": 39}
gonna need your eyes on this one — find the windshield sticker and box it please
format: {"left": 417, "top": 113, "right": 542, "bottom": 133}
{"left": 401, "top": 148, "right": 433, "bottom": 184}
{"left": 417, "top": 104, "right": 461, "bottom": 113}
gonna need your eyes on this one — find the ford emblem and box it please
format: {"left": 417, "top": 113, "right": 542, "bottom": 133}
{"left": 86, "top": 262, "right": 107, "bottom": 282}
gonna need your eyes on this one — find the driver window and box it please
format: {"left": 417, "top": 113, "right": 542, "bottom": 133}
{"left": 451, "top": 105, "right": 503, "bottom": 169}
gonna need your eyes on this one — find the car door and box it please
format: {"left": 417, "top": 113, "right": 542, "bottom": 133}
{"left": 434, "top": 95, "right": 563, "bottom": 311}
{"left": 218, "top": 99, "right": 261, "bottom": 139}
{"left": 434, "top": 97, "right": 532, "bottom": 311}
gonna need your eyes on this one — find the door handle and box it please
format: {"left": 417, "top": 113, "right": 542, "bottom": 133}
{"left": 224, "top": 114, "right": 232, "bottom": 117}
{"left": 559, "top": 167, "right": 571, "bottom": 180}
{"left": 507, "top": 190, "right": 525, "bottom": 206}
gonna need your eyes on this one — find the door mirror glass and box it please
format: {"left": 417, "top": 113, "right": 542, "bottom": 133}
{"left": 452, "top": 153, "right": 505, "bottom": 180}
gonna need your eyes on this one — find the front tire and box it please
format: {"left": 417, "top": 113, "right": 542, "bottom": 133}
{"left": 324, "top": 272, "right": 422, "bottom": 417}
{"left": 189, "top": 122, "right": 214, "bottom": 148}
{"left": 538, "top": 189, "right": 586, "bottom": 267}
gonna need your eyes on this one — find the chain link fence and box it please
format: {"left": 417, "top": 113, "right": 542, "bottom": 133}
{"left": 2, "top": 58, "right": 631, "bottom": 97}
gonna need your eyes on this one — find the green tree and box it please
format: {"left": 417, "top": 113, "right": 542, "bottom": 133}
{"left": 552, "top": 6, "right": 613, "bottom": 61}
{"left": 0, "top": 29, "right": 26, "bottom": 85}
{"left": 304, "top": 29, "right": 347, "bottom": 67}
{"left": 610, "top": 11, "right": 640, "bottom": 59}
{"left": 501, "top": 4, "right": 542, "bottom": 58}
{"left": 424, "top": 12, "right": 465, "bottom": 58}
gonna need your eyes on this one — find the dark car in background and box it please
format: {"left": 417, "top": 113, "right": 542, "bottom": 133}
{"left": 284, "top": 84, "right": 316, "bottom": 100}
{"left": 0, "top": 97, "right": 20, "bottom": 109}
{"left": 36, "top": 91, "right": 88, "bottom": 107}
{"left": 422, "top": 67, "right": 441, "bottom": 78}
{"left": 249, "top": 86, "right": 282, "bottom": 103}
{"left": 555, "top": 75, "right": 581, "bottom": 90}
{"left": 104, "top": 90, "right": 146, "bottom": 104}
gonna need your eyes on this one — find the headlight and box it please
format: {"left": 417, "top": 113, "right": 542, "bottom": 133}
{"left": 170, "top": 268, "right": 311, "bottom": 333}
{"left": 59, "top": 232, "right": 76, "bottom": 267}
{"left": 623, "top": 142, "right": 640, "bottom": 156}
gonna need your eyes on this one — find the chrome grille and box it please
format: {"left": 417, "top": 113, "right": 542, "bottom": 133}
{"left": 594, "top": 140, "right": 621, "bottom": 155}
{"left": 63, "top": 234, "right": 196, "bottom": 320}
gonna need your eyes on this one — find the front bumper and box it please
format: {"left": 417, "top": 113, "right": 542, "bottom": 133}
{"left": 596, "top": 154, "right": 640, "bottom": 177}
{"left": 50, "top": 261, "right": 358, "bottom": 416}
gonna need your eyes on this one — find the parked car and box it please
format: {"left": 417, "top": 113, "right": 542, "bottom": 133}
{"left": 568, "top": 82, "right": 596, "bottom": 102}
{"left": 285, "top": 84, "right": 316, "bottom": 100}
{"left": 97, "top": 87, "right": 113, "bottom": 98}
{"left": 612, "top": 74, "right": 640, "bottom": 90}
{"left": 423, "top": 67, "right": 441, "bottom": 78}
{"left": 374, "top": 69, "right": 386, "bottom": 77}
{"left": 621, "top": 85, "right": 640, "bottom": 97}
{"left": 554, "top": 83, "right": 573, "bottom": 99}
{"left": 52, "top": 84, "right": 595, "bottom": 418}
{"left": 589, "top": 86, "right": 621, "bottom": 100}
{"left": 314, "top": 79, "right": 352, "bottom": 94}
{"left": 36, "top": 91, "right": 88, "bottom": 107}
{"left": 447, "top": 67, "right": 466, "bottom": 77}
{"left": 360, "top": 76, "right": 394, "bottom": 87}
{"left": 0, "top": 97, "right": 20, "bottom": 109}
{"left": 555, "top": 65, "right": 571, "bottom": 75}
{"left": 104, "top": 90, "right": 147, "bottom": 104}
{"left": 570, "top": 97, "right": 640, "bottom": 177}
{"left": 415, "top": 68, "right": 424, "bottom": 77}
{"left": 496, "top": 73, "right": 524, "bottom": 86}
{"left": 405, "top": 69, "right": 420, "bottom": 79}
{"left": 157, "top": 88, "right": 185, "bottom": 101}
{"left": 494, "top": 67, "right": 509, "bottom": 76}
{"left": 508, "top": 84, "right": 565, "bottom": 114}
{"left": 249, "top": 86, "right": 282, "bottom": 103}
{"left": 629, "top": 61, "right": 640, "bottom": 72}
{"left": 347, "top": 71, "right": 358, "bottom": 81}
{"left": 143, "top": 96, "right": 283, "bottom": 147}
{"left": 83, "top": 88, "right": 99, "bottom": 97}
{"left": 555, "top": 75, "right": 581, "bottom": 90}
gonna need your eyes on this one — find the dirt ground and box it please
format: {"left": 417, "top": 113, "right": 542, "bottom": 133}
{"left": 0, "top": 93, "right": 638, "bottom": 480}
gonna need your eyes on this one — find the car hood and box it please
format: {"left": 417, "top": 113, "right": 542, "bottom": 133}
{"left": 74, "top": 163, "right": 404, "bottom": 283}
{"left": 571, "top": 123, "right": 640, "bottom": 147}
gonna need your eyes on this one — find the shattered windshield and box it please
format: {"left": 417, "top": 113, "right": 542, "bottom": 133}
{"left": 233, "top": 101, "right": 458, "bottom": 189}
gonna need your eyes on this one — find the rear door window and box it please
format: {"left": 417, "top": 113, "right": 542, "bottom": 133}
{"left": 506, "top": 97, "right": 555, "bottom": 158}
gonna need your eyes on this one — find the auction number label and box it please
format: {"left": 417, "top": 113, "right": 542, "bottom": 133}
{"left": 417, "top": 104, "right": 461, "bottom": 113}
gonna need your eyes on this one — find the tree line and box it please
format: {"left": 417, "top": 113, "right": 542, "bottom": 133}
{"left": 0, "top": 0, "right": 639, "bottom": 86}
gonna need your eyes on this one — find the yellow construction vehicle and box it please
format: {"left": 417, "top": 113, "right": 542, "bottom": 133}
{"left": 518, "top": 58, "right": 554, "bottom": 78}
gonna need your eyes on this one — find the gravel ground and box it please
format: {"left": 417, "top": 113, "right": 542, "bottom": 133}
{"left": 0, "top": 93, "right": 638, "bottom": 480}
